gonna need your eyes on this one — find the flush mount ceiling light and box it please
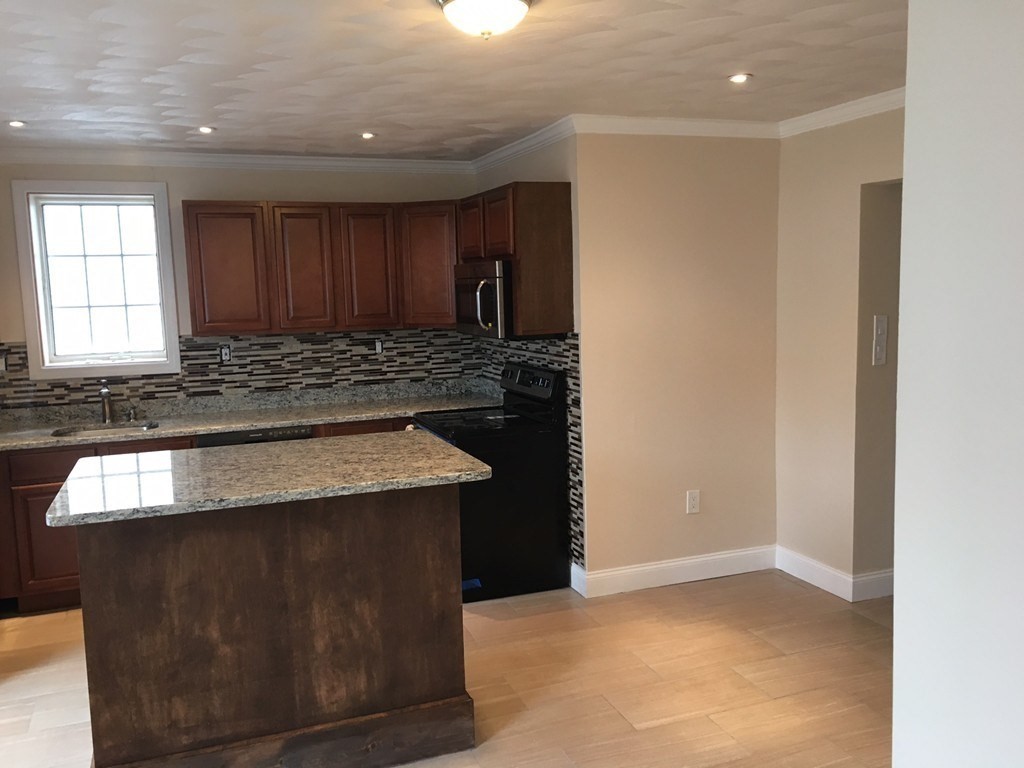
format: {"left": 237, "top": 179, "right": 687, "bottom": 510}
{"left": 438, "top": 0, "right": 530, "bottom": 40}
{"left": 197, "top": 125, "right": 215, "bottom": 134}
{"left": 8, "top": 120, "right": 26, "bottom": 128}
{"left": 361, "top": 132, "right": 376, "bottom": 140}
{"left": 729, "top": 73, "right": 753, "bottom": 84}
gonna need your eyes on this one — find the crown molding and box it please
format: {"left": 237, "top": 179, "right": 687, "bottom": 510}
{"left": 569, "top": 113, "right": 779, "bottom": 139}
{"left": 0, "top": 89, "right": 906, "bottom": 175}
{"left": 0, "top": 146, "right": 476, "bottom": 175}
{"left": 778, "top": 87, "right": 906, "bottom": 138}
{"left": 472, "top": 116, "right": 576, "bottom": 172}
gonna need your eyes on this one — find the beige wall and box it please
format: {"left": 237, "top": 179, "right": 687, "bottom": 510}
{"left": 776, "top": 110, "right": 904, "bottom": 574}
{"left": 0, "top": 162, "right": 475, "bottom": 340}
{"left": 853, "top": 182, "right": 901, "bottom": 574}
{"left": 576, "top": 134, "right": 780, "bottom": 571}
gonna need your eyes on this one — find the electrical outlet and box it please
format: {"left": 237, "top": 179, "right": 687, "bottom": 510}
{"left": 0, "top": 353, "right": 6, "bottom": 373}
{"left": 686, "top": 490, "right": 700, "bottom": 515}
{"left": 375, "top": 339, "right": 384, "bottom": 354}
{"left": 218, "top": 345, "right": 232, "bottom": 363}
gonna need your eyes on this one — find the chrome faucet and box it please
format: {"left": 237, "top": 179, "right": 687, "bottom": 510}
{"left": 99, "top": 380, "right": 114, "bottom": 424}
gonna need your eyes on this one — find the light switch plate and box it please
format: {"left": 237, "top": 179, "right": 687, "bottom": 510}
{"left": 872, "top": 315, "right": 888, "bottom": 366}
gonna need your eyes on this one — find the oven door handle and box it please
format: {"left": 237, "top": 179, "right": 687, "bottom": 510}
{"left": 475, "top": 279, "right": 493, "bottom": 330}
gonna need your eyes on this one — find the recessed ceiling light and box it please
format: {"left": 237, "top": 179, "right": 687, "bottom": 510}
{"left": 8, "top": 120, "right": 26, "bottom": 128}
{"left": 361, "top": 132, "right": 376, "bottom": 140}
{"left": 197, "top": 126, "right": 215, "bottom": 134}
{"left": 729, "top": 73, "right": 753, "bottom": 84}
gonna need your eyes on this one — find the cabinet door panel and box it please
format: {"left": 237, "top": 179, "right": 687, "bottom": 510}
{"left": 12, "top": 484, "right": 79, "bottom": 594}
{"left": 457, "top": 197, "right": 484, "bottom": 262}
{"left": 400, "top": 204, "right": 457, "bottom": 327}
{"left": 184, "top": 203, "right": 272, "bottom": 334}
{"left": 272, "top": 206, "right": 337, "bottom": 330}
{"left": 483, "top": 187, "right": 515, "bottom": 258}
{"left": 338, "top": 207, "right": 401, "bottom": 328}
{"left": 0, "top": 456, "right": 17, "bottom": 599}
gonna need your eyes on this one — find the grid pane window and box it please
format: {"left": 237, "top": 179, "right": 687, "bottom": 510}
{"left": 15, "top": 181, "right": 180, "bottom": 379}
{"left": 47, "top": 257, "right": 88, "bottom": 307}
{"left": 82, "top": 205, "right": 122, "bottom": 255}
{"left": 41, "top": 205, "right": 85, "bottom": 255}
{"left": 119, "top": 206, "right": 157, "bottom": 254}
{"left": 38, "top": 200, "right": 167, "bottom": 359}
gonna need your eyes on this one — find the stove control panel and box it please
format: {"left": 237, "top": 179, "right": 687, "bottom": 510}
{"left": 500, "top": 362, "right": 562, "bottom": 400}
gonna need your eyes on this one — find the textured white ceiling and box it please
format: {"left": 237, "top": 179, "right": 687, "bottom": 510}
{"left": 0, "top": 0, "right": 907, "bottom": 160}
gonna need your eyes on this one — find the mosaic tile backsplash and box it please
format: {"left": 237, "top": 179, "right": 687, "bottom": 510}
{"left": 0, "top": 330, "right": 585, "bottom": 567}
{"left": 0, "top": 330, "right": 478, "bottom": 408}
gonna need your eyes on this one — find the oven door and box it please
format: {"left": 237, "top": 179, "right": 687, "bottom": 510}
{"left": 454, "top": 261, "right": 509, "bottom": 338}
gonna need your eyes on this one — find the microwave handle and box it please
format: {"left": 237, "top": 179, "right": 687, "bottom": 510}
{"left": 475, "top": 279, "right": 493, "bottom": 330}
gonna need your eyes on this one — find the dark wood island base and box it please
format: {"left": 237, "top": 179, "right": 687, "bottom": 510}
{"left": 76, "top": 485, "right": 474, "bottom": 768}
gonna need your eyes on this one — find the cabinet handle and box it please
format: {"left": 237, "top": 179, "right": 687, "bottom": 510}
{"left": 475, "top": 280, "right": 492, "bottom": 330}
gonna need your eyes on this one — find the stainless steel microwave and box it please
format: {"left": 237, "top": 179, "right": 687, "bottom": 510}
{"left": 454, "top": 261, "right": 510, "bottom": 339}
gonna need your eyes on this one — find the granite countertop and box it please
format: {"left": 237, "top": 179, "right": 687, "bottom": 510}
{"left": 46, "top": 429, "right": 491, "bottom": 528}
{"left": 0, "top": 394, "right": 498, "bottom": 452}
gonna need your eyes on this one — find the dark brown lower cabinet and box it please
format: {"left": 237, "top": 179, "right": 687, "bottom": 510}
{"left": 12, "top": 483, "right": 79, "bottom": 595}
{"left": 2, "top": 436, "right": 198, "bottom": 612}
{"left": 1, "top": 425, "right": 418, "bottom": 613}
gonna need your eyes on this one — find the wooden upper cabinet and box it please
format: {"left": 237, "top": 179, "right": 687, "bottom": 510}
{"left": 271, "top": 205, "right": 338, "bottom": 330}
{"left": 457, "top": 196, "right": 485, "bottom": 262}
{"left": 337, "top": 206, "right": 401, "bottom": 329}
{"left": 400, "top": 203, "right": 457, "bottom": 327}
{"left": 456, "top": 185, "right": 516, "bottom": 261}
{"left": 184, "top": 203, "right": 273, "bottom": 334}
{"left": 455, "top": 182, "right": 574, "bottom": 336}
{"left": 483, "top": 186, "right": 515, "bottom": 258}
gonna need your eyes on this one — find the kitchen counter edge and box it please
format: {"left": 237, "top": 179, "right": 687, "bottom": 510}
{"left": 46, "top": 430, "right": 492, "bottom": 527}
{"left": 0, "top": 394, "right": 497, "bottom": 452}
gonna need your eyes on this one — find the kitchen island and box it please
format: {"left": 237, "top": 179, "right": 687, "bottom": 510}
{"left": 46, "top": 430, "right": 491, "bottom": 768}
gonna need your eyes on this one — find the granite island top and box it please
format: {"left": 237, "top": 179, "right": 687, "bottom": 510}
{"left": 0, "top": 393, "right": 498, "bottom": 452}
{"left": 46, "top": 429, "right": 491, "bottom": 527}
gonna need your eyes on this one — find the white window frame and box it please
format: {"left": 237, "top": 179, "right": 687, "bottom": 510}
{"left": 12, "top": 180, "right": 181, "bottom": 380}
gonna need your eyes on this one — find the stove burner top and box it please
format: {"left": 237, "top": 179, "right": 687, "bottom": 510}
{"left": 416, "top": 408, "right": 530, "bottom": 434}
{"left": 413, "top": 362, "right": 565, "bottom": 439}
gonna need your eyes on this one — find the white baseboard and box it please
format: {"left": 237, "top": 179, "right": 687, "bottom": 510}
{"left": 852, "top": 568, "right": 895, "bottom": 601}
{"left": 570, "top": 545, "right": 893, "bottom": 602}
{"left": 570, "top": 545, "right": 776, "bottom": 599}
{"left": 570, "top": 563, "right": 588, "bottom": 596}
{"left": 774, "top": 546, "right": 855, "bottom": 601}
{"left": 774, "top": 546, "right": 894, "bottom": 602}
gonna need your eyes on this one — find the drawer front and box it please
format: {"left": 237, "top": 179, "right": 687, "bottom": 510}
{"left": 98, "top": 437, "right": 195, "bottom": 455}
{"left": 314, "top": 419, "right": 395, "bottom": 438}
{"left": 9, "top": 447, "right": 96, "bottom": 485}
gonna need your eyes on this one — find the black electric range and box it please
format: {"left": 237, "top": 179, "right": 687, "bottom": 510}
{"left": 414, "top": 362, "right": 570, "bottom": 602}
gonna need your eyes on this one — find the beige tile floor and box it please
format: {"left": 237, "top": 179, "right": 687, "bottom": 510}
{"left": 0, "top": 570, "right": 892, "bottom": 768}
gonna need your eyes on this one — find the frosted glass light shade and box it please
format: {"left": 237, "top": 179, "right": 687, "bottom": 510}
{"left": 440, "top": 0, "right": 530, "bottom": 39}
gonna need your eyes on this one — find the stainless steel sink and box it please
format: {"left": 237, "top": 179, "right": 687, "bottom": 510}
{"left": 51, "top": 422, "right": 160, "bottom": 438}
